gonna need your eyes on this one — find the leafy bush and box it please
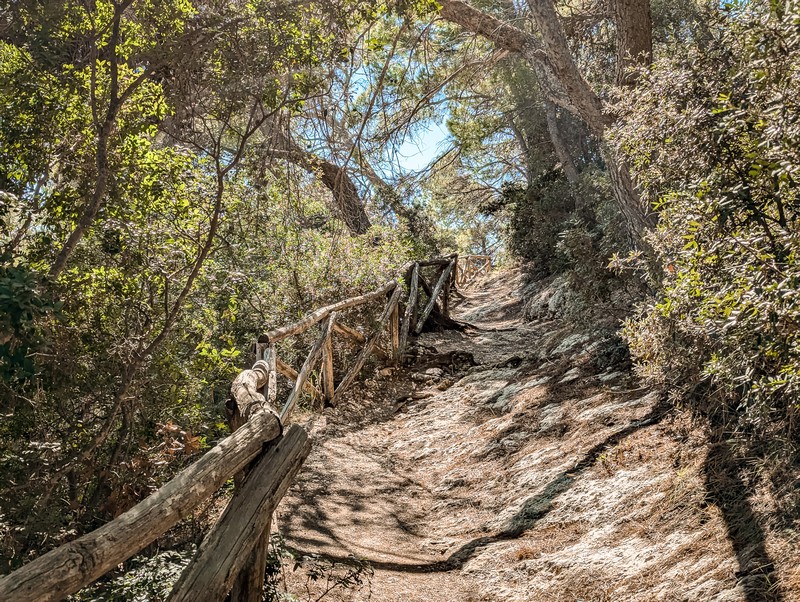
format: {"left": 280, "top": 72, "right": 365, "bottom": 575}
{"left": 497, "top": 166, "right": 643, "bottom": 324}
{"left": 266, "top": 534, "right": 374, "bottom": 601}
{"left": 70, "top": 548, "right": 195, "bottom": 602}
{"left": 505, "top": 173, "right": 573, "bottom": 276}
{"left": 612, "top": 3, "right": 800, "bottom": 439}
{"left": 0, "top": 260, "right": 59, "bottom": 383}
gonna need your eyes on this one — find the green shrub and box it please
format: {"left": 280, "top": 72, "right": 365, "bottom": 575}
{"left": 499, "top": 166, "right": 644, "bottom": 324}
{"left": 504, "top": 173, "right": 572, "bottom": 275}
{"left": 612, "top": 3, "right": 800, "bottom": 439}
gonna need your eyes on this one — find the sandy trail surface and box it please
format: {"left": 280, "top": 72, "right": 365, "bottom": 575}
{"left": 278, "top": 270, "right": 791, "bottom": 601}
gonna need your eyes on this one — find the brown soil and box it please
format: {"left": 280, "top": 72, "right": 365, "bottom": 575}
{"left": 276, "top": 270, "right": 798, "bottom": 602}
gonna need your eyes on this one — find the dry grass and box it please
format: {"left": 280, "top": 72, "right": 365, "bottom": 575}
{"left": 508, "top": 522, "right": 590, "bottom": 562}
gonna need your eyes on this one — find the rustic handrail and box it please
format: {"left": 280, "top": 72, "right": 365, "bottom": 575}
{"left": 0, "top": 253, "right": 492, "bottom": 602}
{"left": 280, "top": 312, "right": 336, "bottom": 420}
{"left": 260, "top": 272, "right": 406, "bottom": 344}
{"left": 456, "top": 254, "right": 492, "bottom": 286}
{"left": 168, "top": 425, "right": 311, "bottom": 602}
{"left": 414, "top": 260, "right": 454, "bottom": 335}
{"left": 0, "top": 409, "right": 281, "bottom": 602}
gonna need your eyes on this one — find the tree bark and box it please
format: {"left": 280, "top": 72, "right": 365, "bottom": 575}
{"left": 260, "top": 119, "right": 371, "bottom": 235}
{"left": 612, "top": 0, "right": 653, "bottom": 85}
{"left": 439, "top": 0, "right": 580, "bottom": 124}
{"left": 524, "top": 0, "right": 608, "bottom": 134}
{"left": 602, "top": 144, "right": 655, "bottom": 240}
{"left": 544, "top": 100, "right": 580, "bottom": 185}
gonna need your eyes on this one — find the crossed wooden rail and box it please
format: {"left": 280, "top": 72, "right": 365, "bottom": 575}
{"left": 456, "top": 254, "right": 491, "bottom": 287}
{"left": 0, "top": 253, "right": 489, "bottom": 602}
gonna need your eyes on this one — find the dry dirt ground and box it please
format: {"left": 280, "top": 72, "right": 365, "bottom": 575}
{"left": 276, "top": 270, "right": 799, "bottom": 602}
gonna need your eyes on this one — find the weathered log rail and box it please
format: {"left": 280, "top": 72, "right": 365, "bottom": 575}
{"left": 0, "top": 253, "right": 490, "bottom": 602}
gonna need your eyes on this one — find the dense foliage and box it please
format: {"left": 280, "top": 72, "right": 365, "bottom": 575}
{"left": 0, "top": 0, "right": 413, "bottom": 570}
{"left": 3, "top": 0, "right": 800, "bottom": 597}
{"left": 614, "top": 3, "right": 800, "bottom": 440}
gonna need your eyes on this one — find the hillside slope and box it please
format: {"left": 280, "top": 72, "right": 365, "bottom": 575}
{"left": 278, "top": 270, "right": 795, "bottom": 601}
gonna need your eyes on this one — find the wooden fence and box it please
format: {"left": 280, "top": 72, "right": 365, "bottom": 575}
{"left": 0, "top": 254, "right": 489, "bottom": 602}
{"left": 455, "top": 254, "right": 492, "bottom": 286}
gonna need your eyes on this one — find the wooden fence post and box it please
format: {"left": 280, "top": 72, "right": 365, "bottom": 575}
{"left": 280, "top": 313, "right": 336, "bottom": 421}
{"left": 390, "top": 302, "right": 400, "bottom": 363}
{"left": 322, "top": 326, "right": 335, "bottom": 405}
{"left": 266, "top": 344, "right": 277, "bottom": 405}
{"left": 228, "top": 352, "right": 280, "bottom": 602}
{"left": 332, "top": 284, "right": 403, "bottom": 405}
{"left": 414, "top": 261, "right": 454, "bottom": 335}
{"left": 398, "top": 263, "right": 419, "bottom": 358}
{"left": 442, "top": 259, "right": 455, "bottom": 318}
{"left": 275, "top": 358, "right": 324, "bottom": 404}
{"left": 168, "top": 425, "right": 311, "bottom": 602}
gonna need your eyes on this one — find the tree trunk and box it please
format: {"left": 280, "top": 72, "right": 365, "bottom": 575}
{"left": 438, "top": 0, "right": 654, "bottom": 247}
{"left": 260, "top": 118, "right": 371, "bottom": 235}
{"left": 524, "top": 0, "right": 608, "bottom": 134}
{"left": 314, "top": 157, "right": 372, "bottom": 235}
{"left": 544, "top": 100, "right": 580, "bottom": 185}
{"left": 612, "top": 0, "right": 653, "bottom": 85}
{"left": 602, "top": 144, "right": 656, "bottom": 241}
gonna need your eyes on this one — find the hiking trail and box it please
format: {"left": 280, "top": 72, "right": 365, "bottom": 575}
{"left": 279, "top": 270, "right": 790, "bottom": 602}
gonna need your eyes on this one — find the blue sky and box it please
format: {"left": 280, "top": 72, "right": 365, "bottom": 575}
{"left": 394, "top": 121, "right": 451, "bottom": 173}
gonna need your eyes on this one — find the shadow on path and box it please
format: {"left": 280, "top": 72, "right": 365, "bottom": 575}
{"left": 287, "top": 403, "right": 670, "bottom": 573}
{"left": 704, "top": 434, "right": 784, "bottom": 602}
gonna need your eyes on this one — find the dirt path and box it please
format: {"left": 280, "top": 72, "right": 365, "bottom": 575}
{"left": 278, "top": 271, "right": 794, "bottom": 601}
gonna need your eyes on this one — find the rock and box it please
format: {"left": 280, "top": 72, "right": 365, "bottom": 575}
{"left": 538, "top": 403, "right": 564, "bottom": 432}
{"left": 494, "top": 355, "right": 523, "bottom": 369}
{"left": 547, "top": 285, "right": 566, "bottom": 315}
{"left": 551, "top": 333, "right": 591, "bottom": 356}
{"left": 436, "top": 379, "right": 454, "bottom": 391}
{"left": 522, "top": 274, "right": 568, "bottom": 320}
{"left": 598, "top": 370, "right": 624, "bottom": 383}
{"left": 559, "top": 367, "right": 581, "bottom": 383}
{"left": 425, "top": 367, "right": 444, "bottom": 378}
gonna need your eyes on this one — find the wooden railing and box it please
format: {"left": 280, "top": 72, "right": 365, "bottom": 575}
{"left": 455, "top": 254, "right": 492, "bottom": 287}
{"left": 0, "top": 254, "right": 480, "bottom": 602}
